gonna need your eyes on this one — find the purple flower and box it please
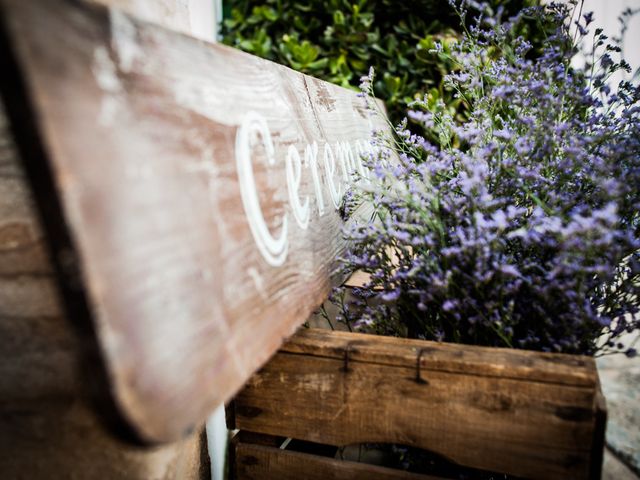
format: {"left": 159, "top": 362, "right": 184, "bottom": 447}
{"left": 491, "top": 210, "right": 508, "bottom": 230}
{"left": 442, "top": 300, "right": 456, "bottom": 311}
{"left": 593, "top": 203, "right": 618, "bottom": 224}
{"left": 332, "top": 1, "right": 640, "bottom": 357}
{"left": 380, "top": 289, "right": 401, "bottom": 302}
{"left": 493, "top": 128, "right": 513, "bottom": 141}
{"left": 499, "top": 264, "right": 520, "bottom": 277}
{"left": 583, "top": 12, "right": 594, "bottom": 26}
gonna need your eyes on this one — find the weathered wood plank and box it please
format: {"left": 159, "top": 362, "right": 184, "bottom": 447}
{"left": 0, "top": 0, "right": 388, "bottom": 442}
{"left": 590, "top": 386, "right": 607, "bottom": 480}
{"left": 0, "top": 99, "right": 212, "bottom": 480}
{"left": 234, "top": 329, "right": 603, "bottom": 480}
{"left": 280, "top": 328, "right": 597, "bottom": 387}
{"left": 234, "top": 441, "right": 441, "bottom": 480}
{"left": 0, "top": 100, "right": 80, "bottom": 402}
{"left": 0, "top": 398, "right": 209, "bottom": 480}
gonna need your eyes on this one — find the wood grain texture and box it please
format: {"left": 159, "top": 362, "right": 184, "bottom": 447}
{"left": 0, "top": 100, "right": 80, "bottom": 402}
{"left": 0, "top": 0, "right": 390, "bottom": 442}
{"left": 234, "top": 329, "right": 604, "bottom": 480}
{"left": 280, "top": 328, "right": 597, "bottom": 387}
{"left": 0, "top": 99, "right": 212, "bottom": 480}
{"left": 0, "top": 397, "right": 209, "bottom": 480}
{"left": 590, "top": 385, "right": 607, "bottom": 480}
{"left": 234, "top": 441, "right": 442, "bottom": 480}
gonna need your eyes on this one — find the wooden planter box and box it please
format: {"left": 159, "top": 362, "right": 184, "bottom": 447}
{"left": 229, "top": 328, "right": 606, "bottom": 480}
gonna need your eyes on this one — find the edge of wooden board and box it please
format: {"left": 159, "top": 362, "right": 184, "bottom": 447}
{"left": 281, "top": 329, "right": 597, "bottom": 388}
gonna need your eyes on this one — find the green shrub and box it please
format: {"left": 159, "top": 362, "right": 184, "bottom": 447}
{"left": 221, "top": 0, "right": 545, "bottom": 126}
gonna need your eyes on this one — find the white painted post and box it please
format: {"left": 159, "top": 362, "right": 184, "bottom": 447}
{"left": 188, "top": 0, "right": 218, "bottom": 43}
{"left": 206, "top": 404, "right": 228, "bottom": 480}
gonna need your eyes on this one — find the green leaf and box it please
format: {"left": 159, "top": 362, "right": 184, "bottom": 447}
{"left": 307, "top": 58, "right": 329, "bottom": 70}
{"left": 221, "top": 0, "right": 551, "bottom": 137}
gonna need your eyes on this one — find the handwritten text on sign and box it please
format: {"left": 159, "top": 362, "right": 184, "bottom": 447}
{"left": 236, "top": 111, "right": 376, "bottom": 266}
{"left": 0, "top": 0, "right": 396, "bottom": 442}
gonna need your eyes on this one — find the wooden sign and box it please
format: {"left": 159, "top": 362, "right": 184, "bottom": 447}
{"left": 0, "top": 0, "right": 389, "bottom": 442}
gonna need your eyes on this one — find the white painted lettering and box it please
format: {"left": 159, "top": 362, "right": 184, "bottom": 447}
{"left": 236, "top": 112, "right": 288, "bottom": 266}
{"left": 323, "top": 143, "right": 342, "bottom": 210}
{"left": 305, "top": 142, "right": 325, "bottom": 216}
{"left": 286, "top": 145, "right": 310, "bottom": 229}
{"left": 235, "top": 112, "right": 374, "bottom": 266}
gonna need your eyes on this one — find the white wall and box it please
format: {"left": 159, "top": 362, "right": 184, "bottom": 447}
{"left": 581, "top": 0, "right": 639, "bottom": 71}
{"left": 189, "top": 0, "right": 221, "bottom": 42}
{"left": 564, "top": 0, "right": 640, "bottom": 80}
{"left": 95, "top": 0, "right": 220, "bottom": 43}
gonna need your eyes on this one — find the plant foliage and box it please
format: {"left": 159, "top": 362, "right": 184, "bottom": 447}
{"left": 221, "top": 0, "right": 543, "bottom": 126}
{"left": 332, "top": 1, "right": 640, "bottom": 356}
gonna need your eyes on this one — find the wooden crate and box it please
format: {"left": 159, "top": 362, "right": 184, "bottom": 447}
{"left": 229, "top": 328, "right": 607, "bottom": 480}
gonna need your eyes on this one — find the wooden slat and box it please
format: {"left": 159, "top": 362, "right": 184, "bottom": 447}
{"left": 281, "top": 329, "right": 597, "bottom": 387}
{"left": 0, "top": 398, "right": 209, "bottom": 480}
{"left": 234, "top": 441, "right": 442, "bottom": 480}
{"left": 0, "top": 0, "right": 389, "bottom": 442}
{"left": 589, "top": 385, "right": 607, "bottom": 480}
{"left": 0, "top": 101, "right": 80, "bottom": 402}
{"left": 234, "top": 329, "right": 602, "bottom": 480}
{"left": 0, "top": 100, "right": 212, "bottom": 480}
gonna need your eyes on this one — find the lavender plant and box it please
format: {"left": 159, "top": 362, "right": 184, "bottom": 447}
{"left": 333, "top": 1, "right": 640, "bottom": 356}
